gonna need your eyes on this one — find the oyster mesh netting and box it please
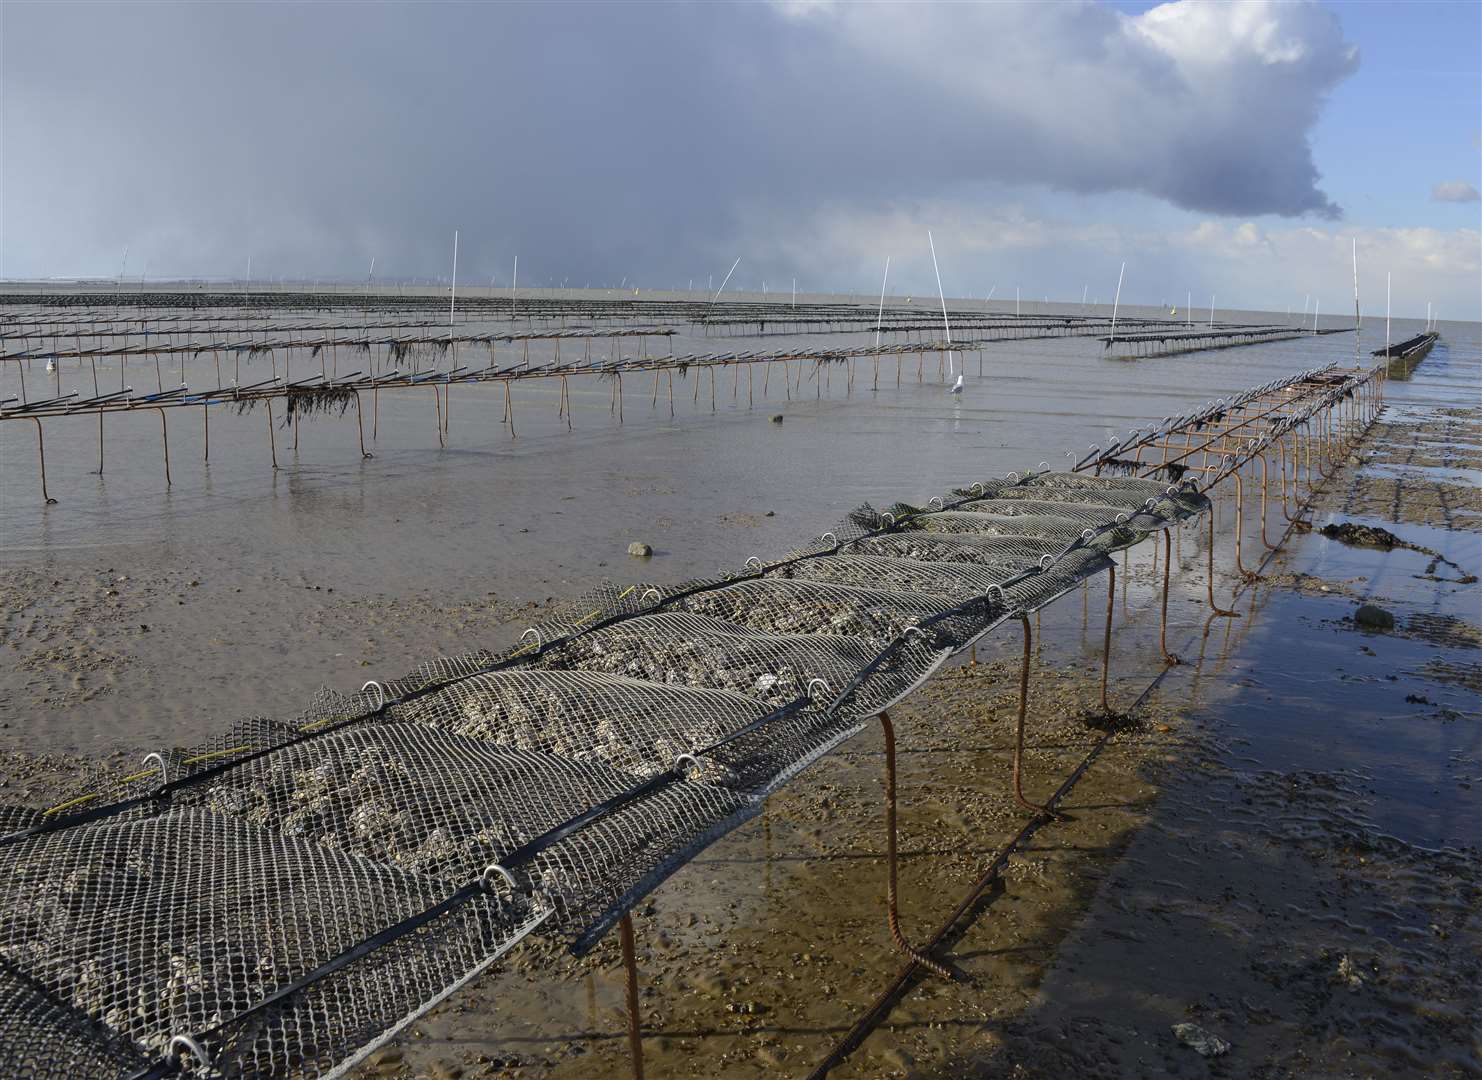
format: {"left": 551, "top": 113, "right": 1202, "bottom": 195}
{"left": 0, "top": 470, "right": 1210, "bottom": 1079}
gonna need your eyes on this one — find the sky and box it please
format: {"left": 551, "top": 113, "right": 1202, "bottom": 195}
{"left": 1, "top": 0, "right": 1478, "bottom": 320}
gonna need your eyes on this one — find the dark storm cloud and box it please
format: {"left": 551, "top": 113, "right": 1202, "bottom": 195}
{"left": 0, "top": 1, "right": 1357, "bottom": 284}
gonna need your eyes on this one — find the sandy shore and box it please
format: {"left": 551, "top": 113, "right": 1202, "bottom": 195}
{"left": 1, "top": 389, "right": 1475, "bottom": 1078}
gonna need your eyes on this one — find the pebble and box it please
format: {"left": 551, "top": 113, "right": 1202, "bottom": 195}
{"left": 1172, "top": 1022, "right": 1230, "bottom": 1057}
{"left": 770, "top": 414, "right": 784, "bottom": 424}
{"left": 627, "top": 542, "right": 653, "bottom": 558}
{"left": 1354, "top": 603, "right": 1395, "bottom": 631}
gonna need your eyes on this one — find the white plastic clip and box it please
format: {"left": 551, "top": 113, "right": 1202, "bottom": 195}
{"left": 520, "top": 627, "right": 543, "bottom": 650}
{"left": 805, "top": 678, "right": 831, "bottom": 700}
{"left": 143, "top": 752, "right": 169, "bottom": 786}
{"left": 168, "top": 1035, "right": 212, "bottom": 1071}
{"left": 480, "top": 863, "right": 518, "bottom": 894}
{"left": 360, "top": 680, "right": 386, "bottom": 711}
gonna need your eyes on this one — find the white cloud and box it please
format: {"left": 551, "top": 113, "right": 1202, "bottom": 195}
{"left": 748, "top": 200, "right": 1479, "bottom": 320}
{"left": 1432, "top": 180, "right": 1481, "bottom": 203}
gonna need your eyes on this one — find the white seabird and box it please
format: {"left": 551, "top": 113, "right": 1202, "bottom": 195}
{"left": 949, "top": 374, "right": 964, "bottom": 394}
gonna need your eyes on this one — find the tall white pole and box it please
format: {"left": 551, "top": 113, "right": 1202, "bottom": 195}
{"left": 449, "top": 230, "right": 458, "bottom": 327}
{"left": 512, "top": 255, "right": 518, "bottom": 320}
{"left": 708, "top": 257, "right": 741, "bottom": 318}
{"left": 1081, "top": 284, "right": 1088, "bottom": 311}
{"left": 1110, "top": 261, "right": 1126, "bottom": 340}
{"left": 986, "top": 285, "right": 996, "bottom": 302}
{"left": 792, "top": 278, "right": 796, "bottom": 308}
{"left": 1015, "top": 285, "right": 1020, "bottom": 318}
{"left": 1208, "top": 294, "right": 1215, "bottom": 330}
{"left": 927, "top": 230, "right": 954, "bottom": 376}
{"left": 1426, "top": 300, "right": 1432, "bottom": 332}
{"left": 1351, "top": 237, "right": 1361, "bottom": 361}
{"left": 1302, "top": 294, "right": 1309, "bottom": 326}
{"left": 1313, "top": 298, "right": 1320, "bottom": 333}
{"left": 874, "top": 256, "right": 891, "bottom": 348}
{"left": 1187, "top": 291, "right": 1191, "bottom": 327}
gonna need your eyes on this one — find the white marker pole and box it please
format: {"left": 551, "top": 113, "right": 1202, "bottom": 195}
{"left": 874, "top": 255, "right": 891, "bottom": 348}
{"left": 1015, "top": 285, "right": 1020, "bottom": 318}
{"left": 1313, "top": 298, "right": 1320, "bottom": 333}
{"left": 449, "top": 230, "right": 458, "bottom": 327}
{"left": 986, "top": 285, "right": 996, "bottom": 302}
{"left": 1110, "top": 261, "right": 1126, "bottom": 340}
{"left": 1081, "top": 284, "right": 1088, "bottom": 311}
{"left": 1209, "top": 294, "right": 1215, "bottom": 330}
{"left": 512, "top": 255, "right": 518, "bottom": 320}
{"left": 1187, "top": 291, "right": 1192, "bottom": 327}
{"left": 708, "top": 257, "right": 741, "bottom": 318}
{"left": 1351, "top": 237, "right": 1361, "bottom": 361}
{"left": 927, "top": 230, "right": 954, "bottom": 376}
{"left": 792, "top": 278, "right": 796, "bottom": 308}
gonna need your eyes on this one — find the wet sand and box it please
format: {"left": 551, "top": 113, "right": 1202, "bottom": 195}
{"left": 0, "top": 306, "right": 1476, "bottom": 1078}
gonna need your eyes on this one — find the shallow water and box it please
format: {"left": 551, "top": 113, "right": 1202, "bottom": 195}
{"left": 2, "top": 298, "right": 1462, "bottom": 754}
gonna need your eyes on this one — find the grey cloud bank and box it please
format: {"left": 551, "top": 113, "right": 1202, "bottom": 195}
{"left": 3, "top": 0, "right": 1357, "bottom": 285}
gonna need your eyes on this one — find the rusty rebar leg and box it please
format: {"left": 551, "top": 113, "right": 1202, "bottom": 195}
{"left": 1160, "top": 530, "right": 1180, "bottom": 665}
{"left": 618, "top": 913, "right": 644, "bottom": 1080}
{"left": 1013, "top": 615, "right": 1053, "bottom": 815}
{"left": 354, "top": 391, "right": 373, "bottom": 458}
{"left": 31, "top": 418, "right": 57, "bottom": 504}
{"left": 1258, "top": 454, "right": 1276, "bottom": 550}
{"left": 1099, "top": 565, "right": 1115, "bottom": 712}
{"left": 156, "top": 408, "right": 172, "bottom": 488}
{"left": 267, "top": 400, "right": 278, "bottom": 470}
{"left": 879, "top": 712, "right": 952, "bottom": 980}
{"left": 1205, "top": 509, "right": 1239, "bottom": 618}
{"left": 1233, "top": 470, "right": 1259, "bottom": 583}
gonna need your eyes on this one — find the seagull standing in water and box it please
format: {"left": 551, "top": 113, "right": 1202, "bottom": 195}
{"left": 949, "top": 374, "right": 964, "bottom": 394}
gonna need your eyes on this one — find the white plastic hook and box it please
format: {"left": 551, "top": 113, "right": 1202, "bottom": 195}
{"left": 520, "top": 627, "right": 543, "bottom": 649}
{"left": 168, "top": 1035, "right": 212, "bottom": 1071}
{"left": 143, "top": 752, "right": 169, "bottom": 785}
{"left": 360, "top": 680, "right": 386, "bottom": 712}
{"left": 805, "top": 678, "right": 831, "bottom": 700}
{"left": 480, "top": 863, "right": 519, "bottom": 894}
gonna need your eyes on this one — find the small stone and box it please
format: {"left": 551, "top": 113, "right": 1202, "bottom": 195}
{"left": 881, "top": 1046, "right": 915, "bottom": 1070}
{"left": 764, "top": 510, "right": 776, "bottom": 517}
{"left": 1172, "top": 1022, "right": 1230, "bottom": 1057}
{"left": 770, "top": 414, "right": 784, "bottom": 424}
{"left": 627, "top": 542, "right": 653, "bottom": 558}
{"left": 1354, "top": 603, "right": 1395, "bottom": 631}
